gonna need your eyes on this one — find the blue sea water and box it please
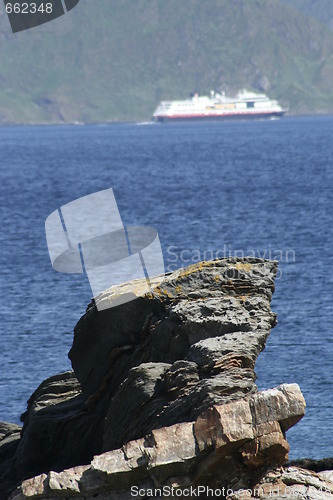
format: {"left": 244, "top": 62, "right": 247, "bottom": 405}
{"left": 0, "top": 116, "right": 332, "bottom": 460}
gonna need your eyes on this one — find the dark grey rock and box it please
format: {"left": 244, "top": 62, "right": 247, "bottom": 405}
{"left": 2, "top": 258, "right": 279, "bottom": 499}
{"left": 289, "top": 457, "right": 333, "bottom": 473}
{"left": 102, "top": 362, "right": 171, "bottom": 450}
{"left": 0, "top": 422, "right": 22, "bottom": 500}
{"left": 12, "top": 371, "right": 88, "bottom": 479}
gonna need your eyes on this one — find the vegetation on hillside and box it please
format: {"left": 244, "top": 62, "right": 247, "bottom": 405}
{"left": 0, "top": 0, "right": 333, "bottom": 123}
{"left": 280, "top": 0, "right": 333, "bottom": 29}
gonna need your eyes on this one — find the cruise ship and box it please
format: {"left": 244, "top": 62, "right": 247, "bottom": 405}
{"left": 152, "top": 89, "right": 287, "bottom": 122}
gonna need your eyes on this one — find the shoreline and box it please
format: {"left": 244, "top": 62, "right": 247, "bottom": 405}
{"left": 1, "top": 112, "right": 333, "bottom": 129}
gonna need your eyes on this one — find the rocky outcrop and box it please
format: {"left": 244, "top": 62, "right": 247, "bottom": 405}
{"left": 232, "top": 466, "right": 333, "bottom": 499}
{"left": 289, "top": 457, "right": 333, "bottom": 473}
{"left": 0, "top": 422, "right": 22, "bottom": 498}
{"left": 0, "top": 258, "right": 330, "bottom": 499}
{"left": 0, "top": 423, "right": 21, "bottom": 460}
{"left": 8, "top": 384, "right": 307, "bottom": 499}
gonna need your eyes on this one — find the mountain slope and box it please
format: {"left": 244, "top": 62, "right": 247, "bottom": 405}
{"left": 279, "top": 0, "right": 333, "bottom": 30}
{"left": 0, "top": 0, "right": 333, "bottom": 123}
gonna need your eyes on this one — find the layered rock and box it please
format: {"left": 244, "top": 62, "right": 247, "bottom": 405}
{"left": 0, "top": 422, "right": 22, "bottom": 498}
{"left": 72, "top": 258, "right": 278, "bottom": 454}
{"left": 0, "top": 258, "right": 329, "bottom": 499}
{"left": 232, "top": 466, "right": 333, "bottom": 499}
{"left": 9, "top": 384, "right": 307, "bottom": 499}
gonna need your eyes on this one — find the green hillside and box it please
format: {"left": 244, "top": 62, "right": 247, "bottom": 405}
{"left": 0, "top": 0, "right": 333, "bottom": 124}
{"left": 279, "top": 0, "right": 333, "bottom": 29}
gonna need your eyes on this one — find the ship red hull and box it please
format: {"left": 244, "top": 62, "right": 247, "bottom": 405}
{"left": 153, "top": 111, "right": 286, "bottom": 122}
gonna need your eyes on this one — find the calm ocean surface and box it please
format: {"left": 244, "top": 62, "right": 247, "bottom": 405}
{"left": 0, "top": 116, "right": 332, "bottom": 460}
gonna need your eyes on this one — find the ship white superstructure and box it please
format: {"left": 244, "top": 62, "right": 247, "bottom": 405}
{"left": 153, "top": 89, "right": 287, "bottom": 122}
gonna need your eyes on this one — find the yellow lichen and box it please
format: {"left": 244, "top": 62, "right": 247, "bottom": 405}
{"left": 235, "top": 262, "right": 253, "bottom": 272}
{"left": 178, "top": 260, "right": 218, "bottom": 278}
{"left": 153, "top": 286, "right": 174, "bottom": 299}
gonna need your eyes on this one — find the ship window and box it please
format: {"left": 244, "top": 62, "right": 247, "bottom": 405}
{"left": 247, "top": 102, "right": 255, "bottom": 108}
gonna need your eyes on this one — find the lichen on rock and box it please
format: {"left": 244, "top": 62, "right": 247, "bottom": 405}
{"left": 1, "top": 258, "right": 331, "bottom": 499}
